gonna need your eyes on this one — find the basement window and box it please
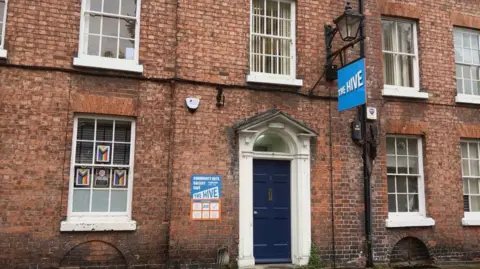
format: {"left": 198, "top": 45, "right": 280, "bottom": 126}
{"left": 61, "top": 115, "right": 137, "bottom": 232}
{"left": 0, "top": 0, "right": 7, "bottom": 58}
{"left": 385, "top": 136, "right": 435, "bottom": 228}
{"left": 73, "top": 0, "right": 143, "bottom": 73}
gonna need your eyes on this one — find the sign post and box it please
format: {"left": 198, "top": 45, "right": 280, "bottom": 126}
{"left": 337, "top": 58, "right": 366, "bottom": 112}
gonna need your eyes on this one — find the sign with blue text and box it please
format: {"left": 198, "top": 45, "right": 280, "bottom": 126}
{"left": 337, "top": 58, "right": 366, "bottom": 112}
{"left": 190, "top": 175, "right": 222, "bottom": 199}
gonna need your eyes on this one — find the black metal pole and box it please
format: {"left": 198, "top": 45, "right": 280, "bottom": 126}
{"left": 358, "top": 0, "right": 373, "bottom": 267}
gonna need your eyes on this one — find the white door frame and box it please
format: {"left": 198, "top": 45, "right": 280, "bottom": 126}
{"left": 236, "top": 118, "right": 315, "bottom": 268}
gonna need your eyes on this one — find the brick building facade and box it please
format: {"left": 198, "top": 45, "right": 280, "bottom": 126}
{"left": 1, "top": 0, "right": 480, "bottom": 268}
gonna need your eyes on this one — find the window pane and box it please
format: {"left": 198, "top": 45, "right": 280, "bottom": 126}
{"left": 407, "top": 139, "right": 418, "bottom": 156}
{"left": 387, "top": 156, "right": 396, "bottom": 173}
{"left": 455, "top": 46, "right": 463, "bottom": 62}
{"left": 473, "top": 50, "right": 479, "bottom": 65}
{"left": 463, "top": 33, "right": 471, "bottom": 48}
{"left": 89, "top": 0, "right": 102, "bottom": 12}
{"left": 113, "top": 143, "right": 130, "bottom": 165}
{"left": 396, "top": 176, "right": 407, "bottom": 193}
{"left": 388, "top": 176, "right": 396, "bottom": 193}
{"left": 463, "top": 159, "right": 470, "bottom": 176}
{"left": 473, "top": 35, "right": 479, "bottom": 49}
{"left": 279, "top": 2, "right": 290, "bottom": 20}
{"left": 101, "top": 36, "right": 118, "bottom": 58}
{"left": 253, "top": 132, "right": 289, "bottom": 153}
{"left": 94, "top": 168, "right": 110, "bottom": 188}
{"left": 96, "top": 120, "right": 113, "bottom": 141}
{"left": 267, "top": 0, "right": 278, "bottom": 18}
{"left": 463, "top": 65, "right": 472, "bottom": 79}
{"left": 464, "top": 179, "right": 469, "bottom": 194}
{"left": 470, "top": 179, "right": 479, "bottom": 194}
{"left": 121, "top": 0, "right": 136, "bottom": 16}
{"left": 87, "top": 35, "right": 100, "bottom": 56}
{"left": 388, "top": 194, "right": 397, "bottom": 212}
{"left": 465, "top": 79, "right": 472, "bottom": 95}
{"left": 95, "top": 143, "right": 112, "bottom": 164}
{"left": 454, "top": 30, "right": 462, "bottom": 47}
{"left": 471, "top": 196, "right": 480, "bottom": 212}
{"left": 111, "top": 190, "right": 128, "bottom": 212}
{"left": 91, "top": 190, "right": 109, "bottom": 212}
{"left": 408, "top": 194, "right": 419, "bottom": 212}
{"left": 397, "top": 156, "right": 408, "bottom": 174}
{"left": 397, "top": 22, "right": 413, "bottom": 53}
{"left": 119, "top": 39, "right": 135, "bottom": 60}
{"left": 408, "top": 177, "right": 418, "bottom": 193}
{"left": 465, "top": 195, "right": 470, "bottom": 212}
{"left": 398, "top": 55, "right": 414, "bottom": 87}
{"left": 387, "top": 137, "right": 395, "bottom": 154}
{"left": 457, "top": 78, "right": 464, "bottom": 94}
{"left": 77, "top": 119, "right": 95, "bottom": 140}
{"left": 464, "top": 49, "right": 472, "bottom": 64}
{"left": 397, "top": 194, "right": 408, "bottom": 212}
{"left": 102, "top": 17, "right": 119, "bottom": 37}
{"left": 396, "top": 138, "right": 407, "bottom": 155}
{"left": 469, "top": 143, "right": 479, "bottom": 159}
{"left": 383, "top": 53, "right": 395, "bottom": 85}
{"left": 120, "top": 19, "right": 136, "bottom": 39}
{"left": 409, "top": 157, "right": 418, "bottom": 174}
{"left": 104, "top": 0, "right": 120, "bottom": 14}
{"left": 75, "top": 142, "right": 94, "bottom": 163}
{"left": 253, "top": 0, "right": 264, "bottom": 15}
{"left": 72, "top": 189, "right": 90, "bottom": 212}
{"left": 114, "top": 121, "right": 132, "bottom": 142}
{"left": 382, "top": 21, "right": 395, "bottom": 51}
{"left": 0, "top": 2, "right": 4, "bottom": 22}
{"left": 87, "top": 15, "right": 101, "bottom": 34}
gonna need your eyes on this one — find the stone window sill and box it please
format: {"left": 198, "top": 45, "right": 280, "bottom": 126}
{"left": 456, "top": 94, "right": 480, "bottom": 105}
{"left": 386, "top": 216, "right": 435, "bottom": 228}
{"left": 382, "top": 87, "right": 429, "bottom": 99}
{"left": 0, "top": 49, "right": 7, "bottom": 59}
{"left": 60, "top": 218, "right": 136, "bottom": 232}
{"left": 247, "top": 73, "right": 303, "bottom": 87}
{"left": 73, "top": 55, "right": 143, "bottom": 73}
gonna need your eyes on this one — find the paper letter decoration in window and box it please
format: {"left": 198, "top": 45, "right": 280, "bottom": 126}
{"left": 113, "top": 169, "right": 127, "bottom": 187}
{"left": 76, "top": 168, "right": 90, "bottom": 186}
{"left": 96, "top": 145, "right": 110, "bottom": 162}
{"left": 95, "top": 168, "right": 109, "bottom": 187}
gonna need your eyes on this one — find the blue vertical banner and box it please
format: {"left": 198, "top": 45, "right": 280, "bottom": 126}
{"left": 337, "top": 58, "right": 367, "bottom": 112}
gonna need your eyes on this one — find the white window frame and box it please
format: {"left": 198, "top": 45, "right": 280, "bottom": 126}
{"left": 60, "top": 115, "right": 136, "bottom": 232}
{"left": 454, "top": 27, "right": 480, "bottom": 105}
{"left": 0, "top": 0, "right": 8, "bottom": 58}
{"left": 381, "top": 18, "right": 426, "bottom": 99}
{"left": 461, "top": 140, "right": 480, "bottom": 226}
{"left": 73, "top": 0, "right": 143, "bottom": 73}
{"left": 385, "top": 135, "right": 435, "bottom": 228}
{"left": 247, "top": 0, "right": 302, "bottom": 87}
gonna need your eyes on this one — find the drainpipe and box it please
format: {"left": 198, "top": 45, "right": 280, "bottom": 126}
{"left": 358, "top": 0, "right": 373, "bottom": 267}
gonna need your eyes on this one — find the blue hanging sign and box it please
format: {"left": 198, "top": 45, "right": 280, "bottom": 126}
{"left": 337, "top": 58, "right": 366, "bottom": 112}
{"left": 190, "top": 175, "right": 222, "bottom": 199}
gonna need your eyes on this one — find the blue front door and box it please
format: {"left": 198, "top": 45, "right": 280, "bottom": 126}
{"left": 253, "top": 159, "right": 291, "bottom": 264}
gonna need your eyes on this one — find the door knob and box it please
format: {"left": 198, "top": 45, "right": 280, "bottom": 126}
{"left": 254, "top": 211, "right": 258, "bottom": 215}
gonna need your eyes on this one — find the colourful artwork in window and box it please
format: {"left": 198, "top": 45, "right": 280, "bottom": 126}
{"left": 113, "top": 170, "right": 127, "bottom": 187}
{"left": 95, "top": 168, "right": 109, "bottom": 187}
{"left": 96, "top": 145, "right": 110, "bottom": 163}
{"left": 75, "top": 168, "right": 90, "bottom": 186}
